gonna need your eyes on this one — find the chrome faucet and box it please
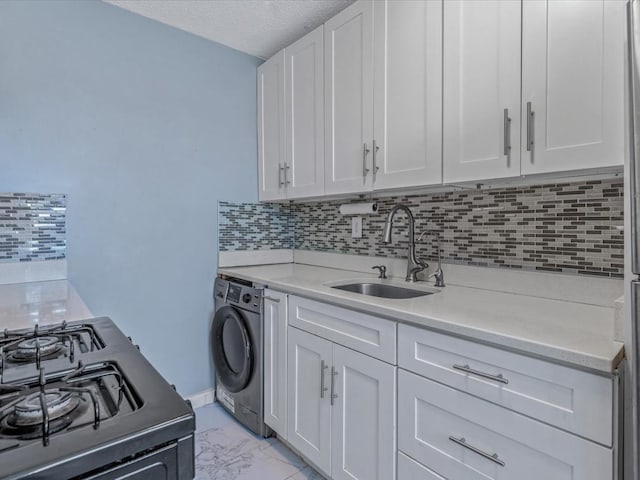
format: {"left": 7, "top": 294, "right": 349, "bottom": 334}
{"left": 418, "top": 231, "right": 445, "bottom": 288}
{"left": 382, "top": 204, "right": 427, "bottom": 282}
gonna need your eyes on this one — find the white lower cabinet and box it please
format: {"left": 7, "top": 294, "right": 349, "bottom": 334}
{"left": 287, "top": 326, "right": 333, "bottom": 472}
{"left": 272, "top": 295, "right": 617, "bottom": 480}
{"left": 398, "top": 452, "right": 445, "bottom": 480}
{"left": 397, "top": 369, "right": 613, "bottom": 480}
{"left": 331, "top": 344, "right": 396, "bottom": 480}
{"left": 398, "top": 323, "right": 613, "bottom": 445}
{"left": 287, "top": 326, "right": 396, "bottom": 480}
{"left": 263, "top": 289, "right": 288, "bottom": 438}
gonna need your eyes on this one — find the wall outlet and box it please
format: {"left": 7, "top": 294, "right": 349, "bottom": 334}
{"left": 351, "top": 216, "right": 362, "bottom": 239}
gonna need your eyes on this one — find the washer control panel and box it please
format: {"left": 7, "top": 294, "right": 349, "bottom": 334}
{"left": 214, "top": 277, "right": 262, "bottom": 314}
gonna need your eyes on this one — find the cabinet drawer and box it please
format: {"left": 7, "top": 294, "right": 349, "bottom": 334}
{"left": 289, "top": 296, "right": 396, "bottom": 363}
{"left": 398, "top": 452, "right": 446, "bottom": 480}
{"left": 398, "top": 324, "right": 613, "bottom": 445}
{"left": 398, "top": 370, "right": 613, "bottom": 480}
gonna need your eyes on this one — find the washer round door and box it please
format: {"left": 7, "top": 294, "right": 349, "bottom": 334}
{"left": 211, "top": 305, "right": 254, "bottom": 393}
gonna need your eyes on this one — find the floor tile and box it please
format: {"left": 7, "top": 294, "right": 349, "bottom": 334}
{"left": 285, "top": 466, "right": 327, "bottom": 479}
{"left": 196, "top": 422, "right": 263, "bottom": 465}
{"left": 193, "top": 403, "right": 319, "bottom": 480}
{"left": 195, "top": 403, "right": 236, "bottom": 432}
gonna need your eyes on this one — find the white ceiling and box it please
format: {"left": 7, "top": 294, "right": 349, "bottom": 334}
{"left": 104, "top": 0, "right": 354, "bottom": 59}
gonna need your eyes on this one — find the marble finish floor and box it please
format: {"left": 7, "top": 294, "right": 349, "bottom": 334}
{"left": 194, "top": 403, "right": 323, "bottom": 480}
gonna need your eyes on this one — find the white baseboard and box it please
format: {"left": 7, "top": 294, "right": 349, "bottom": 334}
{"left": 186, "top": 388, "right": 215, "bottom": 409}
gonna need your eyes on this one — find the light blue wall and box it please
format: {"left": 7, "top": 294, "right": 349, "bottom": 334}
{"left": 0, "top": 0, "right": 260, "bottom": 396}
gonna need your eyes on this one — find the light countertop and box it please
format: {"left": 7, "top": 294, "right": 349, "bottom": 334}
{"left": 219, "top": 263, "right": 624, "bottom": 374}
{"left": 0, "top": 280, "right": 93, "bottom": 331}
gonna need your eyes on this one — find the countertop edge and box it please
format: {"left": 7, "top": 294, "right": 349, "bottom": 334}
{"left": 218, "top": 266, "right": 624, "bottom": 375}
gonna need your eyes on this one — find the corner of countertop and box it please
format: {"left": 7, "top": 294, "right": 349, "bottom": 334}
{"left": 614, "top": 295, "right": 625, "bottom": 343}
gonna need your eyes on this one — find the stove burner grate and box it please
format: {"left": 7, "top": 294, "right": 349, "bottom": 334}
{"left": 0, "top": 321, "right": 103, "bottom": 374}
{"left": 1, "top": 387, "right": 86, "bottom": 440}
{"left": 7, "top": 337, "right": 64, "bottom": 363}
{"left": 0, "top": 361, "right": 125, "bottom": 446}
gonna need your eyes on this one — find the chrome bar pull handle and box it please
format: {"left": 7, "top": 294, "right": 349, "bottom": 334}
{"left": 284, "top": 163, "right": 291, "bottom": 185}
{"left": 320, "top": 360, "right": 328, "bottom": 398}
{"left": 362, "top": 143, "right": 371, "bottom": 178}
{"left": 449, "top": 436, "right": 505, "bottom": 467}
{"left": 503, "top": 108, "right": 511, "bottom": 157}
{"left": 278, "top": 164, "right": 285, "bottom": 187}
{"left": 453, "top": 364, "right": 509, "bottom": 384}
{"left": 330, "top": 366, "right": 338, "bottom": 405}
{"left": 263, "top": 296, "right": 280, "bottom": 303}
{"left": 372, "top": 139, "right": 380, "bottom": 174}
{"left": 526, "top": 101, "right": 534, "bottom": 152}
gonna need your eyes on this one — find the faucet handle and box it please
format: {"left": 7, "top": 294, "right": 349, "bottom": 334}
{"left": 408, "top": 262, "right": 428, "bottom": 277}
{"left": 371, "top": 265, "right": 387, "bottom": 279}
{"left": 430, "top": 267, "right": 445, "bottom": 288}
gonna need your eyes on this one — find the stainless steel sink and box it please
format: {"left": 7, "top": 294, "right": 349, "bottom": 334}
{"left": 331, "top": 282, "right": 434, "bottom": 299}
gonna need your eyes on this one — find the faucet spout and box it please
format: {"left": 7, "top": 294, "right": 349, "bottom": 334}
{"left": 383, "top": 204, "right": 415, "bottom": 245}
{"left": 382, "top": 204, "right": 425, "bottom": 282}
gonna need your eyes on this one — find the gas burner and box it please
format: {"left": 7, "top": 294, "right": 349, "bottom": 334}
{"left": 0, "top": 360, "right": 135, "bottom": 447}
{"left": 13, "top": 389, "right": 79, "bottom": 425}
{"left": 8, "top": 337, "right": 64, "bottom": 363}
{"left": 0, "top": 322, "right": 104, "bottom": 374}
{"left": 1, "top": 389, "right": 86, "bottom": 440}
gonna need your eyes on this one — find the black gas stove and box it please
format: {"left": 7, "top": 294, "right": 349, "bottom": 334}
{"left": 0, "top": 317, "right": 195, "bottom": 480}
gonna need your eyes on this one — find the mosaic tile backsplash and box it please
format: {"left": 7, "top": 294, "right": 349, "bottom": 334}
{"left": 0, "top": 193, "right": 67, "bottom": 263}
{"left": 218, "top": 202, "right": 293, "bottom": 251}
{"left": 218, "top": 179, "right": 624, "bottom": 278}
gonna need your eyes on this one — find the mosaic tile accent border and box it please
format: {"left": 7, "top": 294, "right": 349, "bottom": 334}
{"left": 0, "top": 193, "right": 67, "bottom": 263}
{"left": 294, "top": 179, "right": 624, "bottom": 278}
{"left": 217, "top": 179, "right": 624, "bottom": 278}
{"left": 218, "top": 202, "right": 293, "bottom": 252}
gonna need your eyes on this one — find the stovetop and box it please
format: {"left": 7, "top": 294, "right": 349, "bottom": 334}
{"left": 0, "top": 317, "right": 195, "bottom": 480}
{"left": 1, "top": 321, "right": 104, "bottom": 379}
{"left": 0, "top": 360, "right": 140, "bottom": 450}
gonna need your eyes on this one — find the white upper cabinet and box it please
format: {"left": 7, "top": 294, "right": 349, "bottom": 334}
{"left": 258, "top": 0, "right": 626, "bottom": 200}
{"left": 257, "top": 50, "right": 286, "bottom": 201}
{"left": 258, "top": 27, "right": 324, "bottom": 202}
{"left": 521, "top": 0, "right": 625, "bottom": 175}
{"left": 324, "top": 0, "right": 374, "bottom": 195}
{"left": 443, "top": 0, "right": 522, "bottom": 184}
{"left": 285, "top": 26, "right": 325, "bottom": 199}
{"left": 372, "top": 0, "right": 443, "bottom": 190}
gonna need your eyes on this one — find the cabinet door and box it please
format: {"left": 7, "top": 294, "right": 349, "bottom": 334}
{"left": 263, "top": 289, "right": 288, "bottom": 439}
{"left": 285, "top": 26, "right": 325, "bottom": 199}
{"left": 398, "top": 370, "right": 613, "bottom": 480}
{"left": 443, "top": 1, "right": 521, "bottom": 183}
{"left": 287, "top": 327, "right": 332, "bottom": 475}
{"left": 288, "top": 295, "right": 397, "bottom": 364}
{"left": 324, "top": 0, "right": 374, "bottom": 195}
{"left": 373, "top": 0, "right": 442, "bottom": 190}
{"left": 521, "top": 0, "right": 625, "bottom": 175}
{"left": 331, "top": 344, "right": 396, "bottom": 480}
{"left": 398, "top": 452, "right": 446, "bottom": 480}
{"left": 258, "top": 50, "right": 286, "bottom": 201}
{"left": 398, "top": 323, "right": 613, "bottom": 446}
